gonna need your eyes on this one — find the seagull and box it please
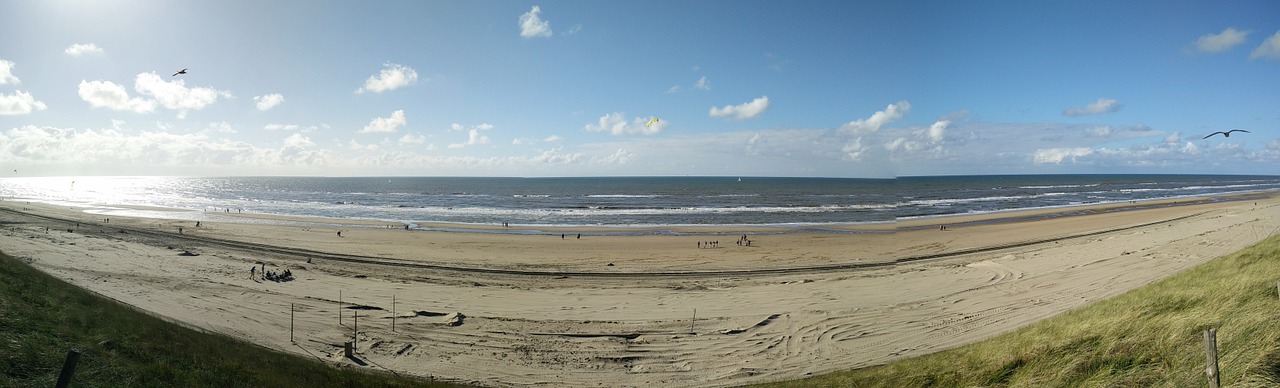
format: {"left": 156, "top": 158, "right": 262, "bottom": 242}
{"left": 172, "top": 68, "right": 188, "bottom": 77}
{"left": 1202, "top": 129, "right": 1249, "bottom": 139}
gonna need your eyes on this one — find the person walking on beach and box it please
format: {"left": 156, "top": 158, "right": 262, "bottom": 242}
{"left": 250, "top": 266, "right": 256, "bottom": 280}
{"left": 337, "top": 230, "right": 342, "bottom": 237}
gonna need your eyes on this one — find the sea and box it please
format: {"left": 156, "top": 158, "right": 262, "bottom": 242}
{"left": 1, "top": 175, "right": 1277, "bottom": 232}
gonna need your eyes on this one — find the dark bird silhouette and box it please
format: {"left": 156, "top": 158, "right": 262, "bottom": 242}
{"left": 172, "top": 68, "right": 188, "bottom": 77}
{"left": 1202, "top": 129, "right": 1249, "bottom": 139}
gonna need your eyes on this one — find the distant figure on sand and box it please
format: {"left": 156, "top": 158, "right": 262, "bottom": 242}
{"left": 337, "top": 230, "right": 342, "bottom": 237}
{"left": 250, "top": 266, "right": 256, "bottom": 280}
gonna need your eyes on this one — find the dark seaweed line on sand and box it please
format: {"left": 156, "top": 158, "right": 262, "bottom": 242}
{"left": 0, "top": 207, "right": 1208, "bottom": 279}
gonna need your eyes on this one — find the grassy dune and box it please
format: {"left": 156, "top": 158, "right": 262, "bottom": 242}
{"left": 755, "top": 233, "right": 1280, "bottom": 387}
{"left": 0, "top": 253, "right": 461, "bottom": 388}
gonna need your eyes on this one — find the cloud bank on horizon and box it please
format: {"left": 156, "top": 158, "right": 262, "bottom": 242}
{"left": 0, "top": 1, "right": 1278, "bottom": 178}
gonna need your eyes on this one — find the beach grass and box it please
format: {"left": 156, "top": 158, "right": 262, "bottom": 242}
{"left": 0, "top": 252, "right": 463, "bottom": 388}
{"left": 752, "top": 233, "right": 1280, "bottom": 387}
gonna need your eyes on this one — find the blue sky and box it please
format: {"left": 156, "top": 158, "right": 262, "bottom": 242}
{"left": 1, "top": 0, "right": 1278, "bottom": 178}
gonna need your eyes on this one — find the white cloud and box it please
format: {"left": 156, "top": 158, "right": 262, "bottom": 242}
{"left": 448, "top": 124, "right": 492, "bottom": 148}
{"left": 927, "top": 120, "right": 948, "bottom": 143}
{"left": 694, "top": 76, "right": 710, "bottom": 90}
{"left": 208, "top": 121, "right": 236, "bottom": 134}
{"left": 133, "top": 72, "right": 232, "bottom": 118}
{"left": 264, "top": 124, "right": 301, "bottom": 131}
{"left": 399, "top": 133, "right": 425, "bottom": 145}
{"left": 0, "top": 60, "right": 20, "bottom": 85}
{"left": 347, "top": 139, "right": 379, "bottom": 151}
{"left": 360, "top": 110, "right": 407, "bottom": 133}
{"left": 78, "top": 80, "right": 157, "bottom": 113}
{"left": 666, "top": 85, "right": 681, "bottom": 94}
{"left": 883, "top": 120, "right": 950, "bottom": 157}
{"left": 839, "top": 101, "right": 910, "bottom": 134}
{"left": 531, "top": 147, "right": 581, "bottom": 164}
{"left": 1063, "top": 98, "right": 1120, "bottom": 117}
{"left": 709, "top": 96, "right": 771, "bottom": 120}
{"left": 1033, "top": 147, "right": 1093, "bottom": 164}
{"left": 1251, "top": 31, "right": 1280, "bottom": 60}
{"left": 355, "top": 63, "right": 419, "bottom": 94}
{"left": 64, "top": 43, "right": 104, "bottom": 56}
{"left": 585, "top": 112, "right": 667, "bottom": 135}
{"left": 598, "top": 148, "right": 634, "bottom": 165}
{"left": 1084, "top": 126, "right": 1112, "bottom": 137}
{"left": 544, "top": 135, "right": 562, "bottom": 142}
{"left": 1193, "top": 28, "right": 1249, "bottom": 53}
{"left": 1164, "top": 131, "right": 1181, "bottom": 143}
{"left": 1181, "top": 142, "right": 1200, "bottom": 155}
{"left": 519, "top": 6, "right": 553, "bottom": 38}
{"left": 284, "top": 133, "right": 315, "bottom": 149}
{"left": 253, "top": 93, "right": 284, "bottom": 111}
{"left": 466, "top": 129, "right": 490, "bottom": 145}
{"left": 0, "top": 91, "right": 48, "bottom": 115}
{"left": 0, "top": 125, "right": 333, "bottom": 174}
{"left": 842, "top": 137, "right": 867, "bottom": 161}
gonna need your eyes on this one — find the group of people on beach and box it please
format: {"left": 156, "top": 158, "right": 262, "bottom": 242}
{"left": 699, "top": 234, "right": 753, "bottom": 248}
{"left": 250, "top": 264, "right": 294, "bottom": 283}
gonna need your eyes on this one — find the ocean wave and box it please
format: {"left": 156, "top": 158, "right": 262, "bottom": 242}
{"left": 1017, "top": 184, "right": 1100, "bottom": 189}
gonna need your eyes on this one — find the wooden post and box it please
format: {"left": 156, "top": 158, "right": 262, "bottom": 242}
{"left": 1205, "top": 328, "right": 1220, "bottom": 388}
{"left": 354, "top": 310, "right": 359, "bottom": 347}
{"left": 392, "top": 294, "right": 396, "bottom": 332}
{"left": 54, "top": 348, "right": 81, "bottom": 388}
{"left": 344, "top": 341, "right": 353, "bottom": 358}
{"left": 290, "top": 303, "right": 295, "bottom": 343}
{"left": 690, "top": 309, "right": 696, "bottom": 334}
{"left": 339, "top": 290, "right": 343, "bottom": 326}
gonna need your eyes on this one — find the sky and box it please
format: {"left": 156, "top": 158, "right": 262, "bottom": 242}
{"left": 1, "top": 0, "right": 1278, "bottom": 178}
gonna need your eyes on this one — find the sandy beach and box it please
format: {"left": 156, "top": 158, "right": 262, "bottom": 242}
{"left": 2, "top": 193, "right": 1278, "bottom": 387}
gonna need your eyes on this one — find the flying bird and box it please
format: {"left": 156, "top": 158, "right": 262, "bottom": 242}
{"left": 172, "top": 68, "right": 188, "bottom": 77}
{"left": 1202, "top": 129, "right": 1249, "bottom": 139}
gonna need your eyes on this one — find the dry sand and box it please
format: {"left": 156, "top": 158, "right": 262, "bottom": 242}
{"left": 1, "top": 193, "right": 1278, "bottom": 387}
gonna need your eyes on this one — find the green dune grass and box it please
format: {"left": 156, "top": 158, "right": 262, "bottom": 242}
{"left": 754, "top": 233, "right": 1280, "bottom": 387}
{"left": 0, "top": 253, "right": 464, "bottom": 388}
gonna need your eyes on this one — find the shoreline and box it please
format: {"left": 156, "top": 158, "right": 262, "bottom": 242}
{"left": 1, "top": 191, "right": 1278, "bottom": 386}
{"left": 4, "top": 190, "right": 1271, "bottom": 237}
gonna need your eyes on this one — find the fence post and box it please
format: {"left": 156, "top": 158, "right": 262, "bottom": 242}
{"left": 1205, "top": 328, "right": 1220, "bottom": 388}
{"left": 290, "top": 303, "right": 295, "bottom": 344}
{"left": 392, "top": 294, "right": 396, "bottom": 332}
{"left": 690, "top": 309, "right": 696, "bottom": 334}
{"left": 54, "top": 348, "right": 81, "bottom": 388}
